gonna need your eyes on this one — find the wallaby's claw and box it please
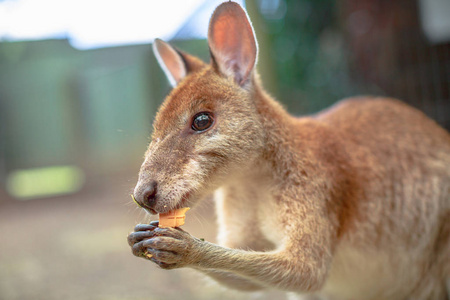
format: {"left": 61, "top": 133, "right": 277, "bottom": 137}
{"left": 133, "top": 223, "right": 157, "bottom": 232}
{"left": 131, "top": 240, "right": 148, "bottom": 258}
{"left": 149, "top": 220, "right": 159, "bottom": 227}
{"left": 149, "top": 257, "right": 177, "bottom": 270}
{"left": 128, "top": 223, "right": 159, "bottom": 249}
{"left": 127, "top": 230, "right": 155, "bottom": 246}
{"left": 146, "top": 248, "right": 180, "bottom": 265}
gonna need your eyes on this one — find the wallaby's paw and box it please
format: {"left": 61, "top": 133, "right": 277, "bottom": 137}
{"left": 128, "top": 221, "right": 159, "bottom": 260}
{"left": 141, "top": 227, "right": 201, "bottom": 269}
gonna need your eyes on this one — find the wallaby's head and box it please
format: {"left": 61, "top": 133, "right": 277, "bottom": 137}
{"left": 133, "top": 2, "right": 265, "bottom": 214}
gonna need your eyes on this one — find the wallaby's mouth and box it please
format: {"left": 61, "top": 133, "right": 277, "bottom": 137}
{"left": 177, "top": 191, "right": 191, "bottom": 209}
{"left": 144, "top": 191, "right": 192, "bottom": 215}
{"left": 145, "top": 208, "right": 158, "bottom": 215}
{"left": 168, "top": 191, "right": 191, "bottom": 213}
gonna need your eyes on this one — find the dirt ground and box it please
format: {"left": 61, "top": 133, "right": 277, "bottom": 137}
{"left": 0, "top": 173, "right": 287, "bottom": 300}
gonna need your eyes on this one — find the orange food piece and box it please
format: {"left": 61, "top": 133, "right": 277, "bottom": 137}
{"left": 159, "top": 208, "right": 190, "bottom": 228}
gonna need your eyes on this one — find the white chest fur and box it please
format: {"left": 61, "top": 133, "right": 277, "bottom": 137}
{"left": 321, "top": 244, "right": 412, "bottom": 300}
{"left": 257, "top": 192, "right": 285, "bottom": 248}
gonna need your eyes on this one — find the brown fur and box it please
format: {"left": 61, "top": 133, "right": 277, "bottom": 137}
{"left": 129, "top": 2, "right": 450, "bottom": 299}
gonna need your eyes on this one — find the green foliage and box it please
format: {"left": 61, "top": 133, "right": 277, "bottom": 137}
{"left": 259, "top": 0, "right": 361, "bottom": 114}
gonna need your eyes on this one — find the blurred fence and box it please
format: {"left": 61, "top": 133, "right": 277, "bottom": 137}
{"left": 0, "top": 40, "right": 154, "bottom": 174}
{"left": 0, "top": 39, "right": 209, "bottom": 196}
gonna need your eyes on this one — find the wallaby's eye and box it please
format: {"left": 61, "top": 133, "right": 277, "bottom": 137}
{"left": 192, "top": 112, "right": 214, "bottom": 132}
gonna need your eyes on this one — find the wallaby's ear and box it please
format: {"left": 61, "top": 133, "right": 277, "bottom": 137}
{"left": 208, "top": 2, "right": 258, "bottom": 86}
{"left": 153, "top": 39, "right": 206, "bottom": 87}
{"left": 153, "top": 39, "right": 186, "bottom": 87}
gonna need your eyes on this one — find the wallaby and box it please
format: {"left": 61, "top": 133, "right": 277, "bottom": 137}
{"left": 127, "top": 2, "right": 450, "bottom": 299}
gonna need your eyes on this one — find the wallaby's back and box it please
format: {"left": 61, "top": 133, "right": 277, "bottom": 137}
{"left": 312, "top": 97, "right": 450, "bottom": 298}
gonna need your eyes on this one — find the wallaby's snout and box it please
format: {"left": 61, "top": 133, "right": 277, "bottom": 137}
{"left": 133, "top": 180, "right": 158, "bottom": 213}
{"left": 133, "top": 133, "right": 212, "bottom": 214}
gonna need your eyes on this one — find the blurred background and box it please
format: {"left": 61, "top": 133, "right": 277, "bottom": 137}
{"left": 0, "top": 0, "right": 449, "bottom": 299}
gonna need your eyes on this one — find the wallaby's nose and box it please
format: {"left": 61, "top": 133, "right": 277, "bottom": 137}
{"left": 135, "top": 181, "right": 158, "bottom": 210}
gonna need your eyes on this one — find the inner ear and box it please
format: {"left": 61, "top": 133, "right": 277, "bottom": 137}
{"left": 153, "top": 39, "right": 187, "bottom": 87}
{"left": 153, "top": 39, "right": 208, "bottom": 87}
{"left": 208, "top": 2, "right": 258, "bottom": 86}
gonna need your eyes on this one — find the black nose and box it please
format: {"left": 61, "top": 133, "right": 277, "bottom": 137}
{"left": 141, "top": 181, "right": 158, "bottom": 209}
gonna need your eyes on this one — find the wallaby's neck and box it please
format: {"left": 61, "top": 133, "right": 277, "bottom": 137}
{"left": 251, "top": 75, "right": 293, "bottom": 127}
{"left": 250, "top": 76, "right": 354, "bottom": 237}
{"left": 250, "top": 75, "right": 308, "bottom": 183}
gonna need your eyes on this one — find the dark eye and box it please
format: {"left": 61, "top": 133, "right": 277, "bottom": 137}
{"left": 191, "top": 112, "right": 214, "bottom": 132}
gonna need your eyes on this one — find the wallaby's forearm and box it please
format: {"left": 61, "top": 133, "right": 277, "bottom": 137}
{"left": 191, "top": 241, "right": 327, "bottom": 292}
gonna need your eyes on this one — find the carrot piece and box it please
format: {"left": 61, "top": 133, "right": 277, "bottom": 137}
{"left": 159, "top": 208, "right": 190, "bottom": 228}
